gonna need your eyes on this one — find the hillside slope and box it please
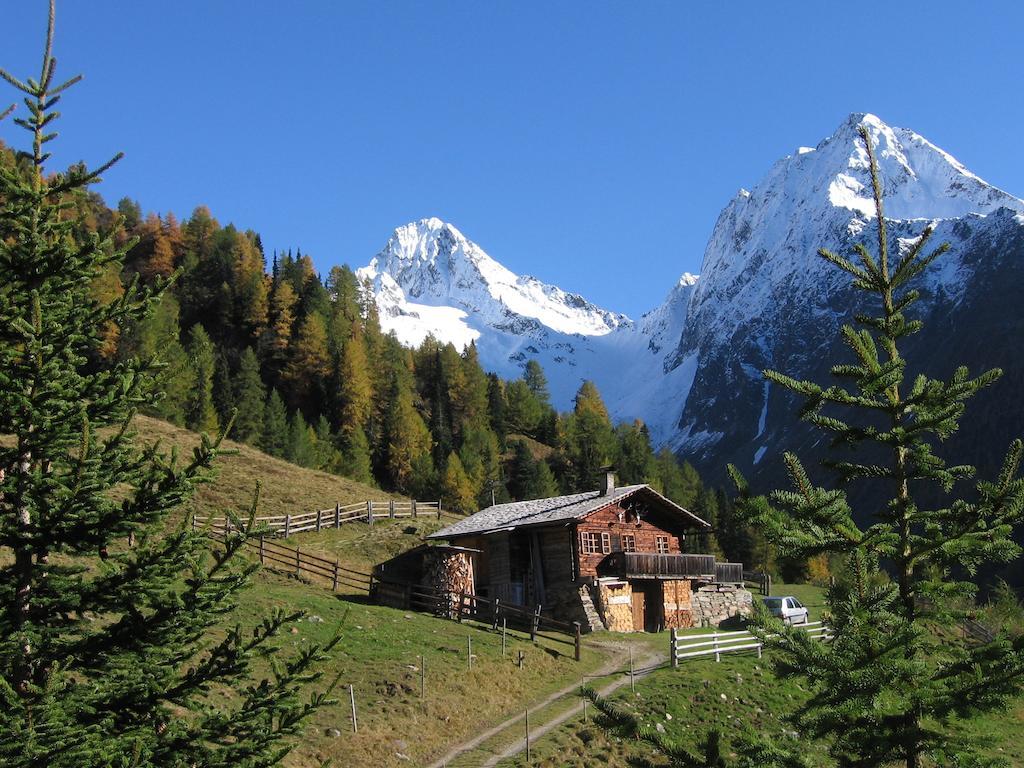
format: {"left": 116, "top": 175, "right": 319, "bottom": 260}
{"left": 134, "top": 415, "right": 402, "bottom": 522}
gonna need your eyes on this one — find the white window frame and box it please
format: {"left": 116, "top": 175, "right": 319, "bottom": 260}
{"left": 622, "top": 534, "right": 637, "bottom": 553}
{"left": 655, "top": 535, "right": 670, "bottom": 554}
{"left": 581, "top": 531, "right": 601, "bottom": 555}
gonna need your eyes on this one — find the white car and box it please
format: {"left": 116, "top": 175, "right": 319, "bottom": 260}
{"left": 763, "top": 596, "right": 809, "bottom": 625}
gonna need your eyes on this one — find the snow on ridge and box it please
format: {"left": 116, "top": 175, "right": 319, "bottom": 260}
{"left": 352, "top": 113, "right": 1024, "bottom": 453}
{"left": 358, "top": 218, "right": 628, "bottom": 338}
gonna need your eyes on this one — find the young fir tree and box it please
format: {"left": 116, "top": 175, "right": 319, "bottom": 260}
{"left": 0, "top": 7, "right": 336, "bottom": 766}
{"left": 232, "top": 346, "right": 266, "bottom": 445}
{"left": 731, "top": 127, "right": 1024, "bottom": 767}
{"left": 261, "top": 388, "right": 289, "bottom": 458}
{"left": 185, "top": 323, "right": 219, "bottom": 434}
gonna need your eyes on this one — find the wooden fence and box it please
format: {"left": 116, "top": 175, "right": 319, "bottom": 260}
{"left": 669, "top": 621, "right": 832, "bottom": 666}
{"left": 742, "top": 569, "right": 772, "bottom": 595}
{"left": 192, "top": 499, "right": 444, "bottom": 538}
{"left": 370, "top": 578, "right": 582, "bottom": 661}
{"left": 198, "top": 521, "right": 373, "bottom": 593}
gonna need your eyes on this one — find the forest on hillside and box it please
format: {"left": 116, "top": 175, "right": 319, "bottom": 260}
{"left": 0, "top": 140, "right": 784, "bottom": 570}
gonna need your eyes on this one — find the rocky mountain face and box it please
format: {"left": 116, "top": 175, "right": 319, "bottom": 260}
{"left": 355, "top": 114, "right": 1024, "bottom": 520}
{"left": 665, "top": 113, "right": 1024, "bottom": 493}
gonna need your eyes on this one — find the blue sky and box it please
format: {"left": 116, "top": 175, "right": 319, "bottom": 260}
{"left": 2, "top": 2, "right": 1021, "bottom": 318}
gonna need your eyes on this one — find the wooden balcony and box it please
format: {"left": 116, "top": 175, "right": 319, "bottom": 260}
{"left": 599, "top": 552, "right": 744, "bottom": 583}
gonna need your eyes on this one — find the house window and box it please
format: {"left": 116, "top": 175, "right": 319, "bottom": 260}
{"left": 622, "top": 534, "right": 636, "bottom": 553}
{"left": 581, "top": 531, "right": 611, "bottom": 555}
{"left": 655, "top": 535, "right": 670, "bottom": 554}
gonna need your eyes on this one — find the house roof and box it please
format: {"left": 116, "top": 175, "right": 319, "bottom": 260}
{"left": 428, "top": 484, "right": 710, "bottom": 540}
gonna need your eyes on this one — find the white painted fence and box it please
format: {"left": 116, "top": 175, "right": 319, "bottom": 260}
{"left": 669, "top": 621, "right": 832, "bottom": 666}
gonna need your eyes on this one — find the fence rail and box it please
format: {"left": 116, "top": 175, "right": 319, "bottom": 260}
{"left": 195, "top": 518, "right": 374, "bottom": 593}
{"left": 670, "top": 621, "right": 832, "bottom": 666}
{"left": 370, "top": 578, "right": 582, "bottom": 661}
{"left": 742, "top": 569, "right": 772, "bottom": 595}
{"left": 193, "top": 499, "right": 445, "bottom": 538}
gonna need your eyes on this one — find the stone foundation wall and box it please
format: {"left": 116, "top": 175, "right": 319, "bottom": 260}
{"left": 540, "top": 582, "right": 593, "bottom": 630}
{"left": 690, "top": 584, "right": 753, "bottom": 627}
{"left": 661, "top": 579, "right": 693, "bottom": 629}
{"left": 595, "top": 579, "right": 634, "bottom": 632}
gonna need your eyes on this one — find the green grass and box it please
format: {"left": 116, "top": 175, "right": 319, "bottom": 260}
{"left": 133, "top": 414, "right": 402, "bottom": 524}
{"left": 276, "top": 516, "right": 451, "bottom": 583}
{"left": 231, "top": 571, "right": 607, "bottom": 768}
{"left": 134, "top": 418, "right": 613, "bottom": 767}
{"left": 501, "top": 581, "right": 1024, "bottom": 768}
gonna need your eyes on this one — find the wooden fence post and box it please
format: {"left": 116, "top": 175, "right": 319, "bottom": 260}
{"left": 630, "top": 645, "right": 635, "bottom": 692}
{"left": 316, "top": 508, "right": 322, "bottom": 531}
{"left": 437, "top": 501, "right": 441, "bottom": 520}
{"left": 714, "top": 631, "right": 721, "bottom": 662}
{"left": 367, "top": 500, "right": 374, "bottom": 526}
{"left": 457, "top": 591, "right": 466, "bottom": 623}
{"left": 502, "top": 618, "right": 507, "bottom": 657}
{"left": 284, "top": 513, "right": 291, "bottom": 539}
{"left": 492, "top": 598, "right": 501, "bottom": 630}
{"left": 412, "top": 499, "right": 418, "bottom": 519}
{"left": 389, "top": 499, "right": 395, "bottom": 519}
{"left": 332, "top": 562, "right": 339, "bottom": 591}
{"left": 530, "top": 605, "right": 541, "bottom": 642}
{"left": 295, "top": 546, "right": 301, "bottom": 577}
{"left": 525, "top": 709, "right": 531, "bottom": 761}
{"left": 670, "top": 627, "right": 678, "bottom": 668}
{"left": 259, "top": 536, "right": 265, "bottom": 565}
{"left": 334, "top": 502, "right": 340, "bottom": 528}
{"left": 518, "top": 650, "right": 524, "bottom": 669}
{"left": 191, "top": 514, "right": 196, "bottom": 532}
{"left": 574, "top": 621, "right": 581, "bottom": 662}
{"left": 349, "top": 685, "right": 358, "bottom": 733}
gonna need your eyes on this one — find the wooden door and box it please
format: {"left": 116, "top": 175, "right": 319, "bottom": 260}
{"left": 631, "top": 589, "right": 645, "bottom": 631}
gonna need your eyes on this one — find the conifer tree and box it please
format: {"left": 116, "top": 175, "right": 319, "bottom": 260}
{"left": 261, "top": 388, "right": 289, "bottom": 457}
{"left": 486, "top": 372, "right": 507, "bottom": 441}
{"left": 615, "top": 420, "right": 658, "bottom": 486}
{"left": 122, "top": 293, "right": 191, "bottom": 424}
{"left": 259, "top": 279, "right": 297, "bottom": 383}
{"left": 731, "top": 127, "right": 1024, "bottom": 767}
{"left": 232, "top": 347, "right": 266, "bottom": 444}
{"left": 211, "top": 346, "right": 234, "bottom": 429}
{"left": 442, "top": 452, "right": 477, "bottom": 514}
{"left": 384, "top": 384, "right": 433, "bottom": 494}
{"left": 339, "top": 425, "right": 374, "bottom": 485}
{"left": 504, "top": 378, "right": 543, "bottom": 436}
{"left": 282, "top": 310, "right": 329, "bottom": 412}
{"left": 564, "top": 380, "right": 616, "bottom": 490}
{"left": 185, "top": 323, "right": 219, "bottom": 434}
{"left": 523, "top": 359, "right": 551, "bottom": 408}
{"left": 286, "top": 410, "right": 316, "bottom": 468}
{"left": 337, "top": 331, "right": 373, "bottom": 434}
{"left": 0, "top": 7, "right": 336, "bottom": 765}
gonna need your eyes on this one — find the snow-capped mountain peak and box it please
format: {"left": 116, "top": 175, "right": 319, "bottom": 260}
{"left": 357, "top": 218, "right": 629, "bottom": 344}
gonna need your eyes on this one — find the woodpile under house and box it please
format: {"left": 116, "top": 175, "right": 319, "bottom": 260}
{"left": 372, "top": 472, "right": 751, "bottom": 632}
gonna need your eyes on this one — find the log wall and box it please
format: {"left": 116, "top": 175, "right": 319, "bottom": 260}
{"left": 576, "top": 503, "right": 683, "bottom": 578}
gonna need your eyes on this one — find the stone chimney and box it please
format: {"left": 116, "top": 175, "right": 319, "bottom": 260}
{"left": 600, "top": 468, "right": 616, "bottom": 496}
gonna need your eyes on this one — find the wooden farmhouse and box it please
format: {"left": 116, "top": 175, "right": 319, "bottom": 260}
{"left": 382, "top": 472, "right": 752, "bottom": 632}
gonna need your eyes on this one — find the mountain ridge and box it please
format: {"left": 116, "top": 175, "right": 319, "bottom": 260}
{"left": 352, "top": 113, "right": 1024, "bottom": 470}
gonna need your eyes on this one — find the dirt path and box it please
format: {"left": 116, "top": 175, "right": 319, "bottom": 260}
{"left": 427, "top": 640, "right": 666, "bottom": 768}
